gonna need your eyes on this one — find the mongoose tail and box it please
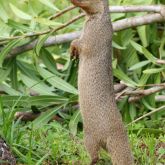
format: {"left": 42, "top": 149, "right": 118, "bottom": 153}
{"left": 70, "top": 0, "right": 134, "bottom": 164}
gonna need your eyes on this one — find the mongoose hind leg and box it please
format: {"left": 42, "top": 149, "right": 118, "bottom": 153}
{"left": 106, "top": 129, "right": 134, "bottom": 165}
{"left": 84, "top": 134, "right": 100, "bottom": 165}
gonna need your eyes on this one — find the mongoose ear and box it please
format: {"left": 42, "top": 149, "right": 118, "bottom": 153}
{"left": 70, "top": 0, "right": 90, "bottom": 9}
{"left": 70, "top": 0, "right": 103, "bottom": 14}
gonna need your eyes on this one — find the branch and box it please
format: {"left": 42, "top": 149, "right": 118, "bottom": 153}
{"left": 110, "top": 5, "right": 163, "bottom": 13}
{"left": 128, "top": 105, "right": 165, "bottom": 125}
{"left": 47, "top": 5, "right": 165, "bottom": 21}
{"left": 0, "top": 13, "right": 84, "bottom": 42}
{"left": 15, "top": 111, "right": 62, "bottom": 122}
{"left": 14, "top": 83, "right": 165, "bottom": 122}
{"left": 156, "top": 59, "right": 165, "bottom": 64}
{"left": 128, "top": 85, "right": 165, "bottom": 102}
{"left": 6, "top": 32, "right": 81, "bottom": 59}
{"left": 7, "top": 13, "right": 165, "bottom": 58}
{"left": 115, "top": 83, "right": 165, "bottom": 102}
{"left": 1, "top": 5, "right": 165, "bottom": 42}
{"left": 113, "top": 13, "right": 164, "bottom": 32}
{"left": 156, "top": 95, "right": 165, "bottom": 102}
{"left": 49, "top": 6, "right": 76, "bottom": 20}
{"left": 50, "top": 5, "right": 163, "bottom": 20}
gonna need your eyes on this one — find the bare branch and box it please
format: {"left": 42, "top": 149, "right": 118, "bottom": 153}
{"left": 14, "top": 83, "right": 165, "bottom": 122}
{"left": 1, "top": 5, "right": 165, "bottom": 42}
{"left": 49, "top": 6, "right": 76, "bottom": 20}
{"left": 2, "top": 5, "right": 165, "bottom": 59}
{"left": 109, "top": 5, "right": 162, "bottom": 13}
{"left": 156, "top": 95, "right": 165, "bottom": 102}
{"left": 126, "top": 84, "right": 165, "bottom": 96}
{"left": 49, "top": 5, "right": 163, "bottom": 21}
{"left": 115, "top": 84, "right": 165, "bottom": 102}
{"left": 6, "top": 32, "right": 81, "bottom": 59}
{"left": 156, "top": 59, "right": 165, "bottom": 64}
{"left": 113, "top": 13, "right": 164, "bottom": 32}
{"left": 114, "top": 83, "right": 127, "bottom": 93}
{"left": 0, "top": 14, "right": 84, "bottom": 42}
{"left": 7, "top": 14, "right": 165, "bottom": 58}
{"left": 15, "top": 111, "right": 62, "bottom": 122}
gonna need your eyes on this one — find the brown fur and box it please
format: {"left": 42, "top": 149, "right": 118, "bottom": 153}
{"left": 70, "top": 0, "right": 134, "bottom": 164}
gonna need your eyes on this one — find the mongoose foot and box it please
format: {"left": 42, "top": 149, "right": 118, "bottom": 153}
{"left": 70, "top": 39, "right": 80, "bottom": 59}
{"left": 90, "top": 157, "right": 99, "bottom": 165}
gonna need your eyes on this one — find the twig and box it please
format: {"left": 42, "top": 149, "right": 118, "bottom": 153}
{"left": 0, "top": 14, "right": 85, "bottom": 42}
{"left": 114, "top": 83, "right": 127, "bottom": 93}
{"left": 49, "top": 5, "right": 163, "bottom": 21}
{"left": 14, "top": 83, "right": 165, "bottom": 122}
{"left": 126, "top": 84, "right": 165, "bottom": 95}
{"left": 6, "top": 12, "right": 165, "bottom": 58}
{"left": 1, "top": 5, "right": 165, "bottom": 42}
{"left": 156, "top": 59, "right": 165, "bottom": 64}
{"left": 128, "top": 85, "right": 165, "bottom": 102}
{"left": 128, "top": 105, "right": 165, "bottom": 125}
{"left": 15, "top": 111, "right": 62, "bottom": 122}
{"left": 49, "top": 6, "right": 76, "bottom": 20}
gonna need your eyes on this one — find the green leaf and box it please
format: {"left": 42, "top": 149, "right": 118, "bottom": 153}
{"left": 113, "top": 68, "right": 138, "bottom": 87}
{"left": 130, "top": 40, "right": 143, "bottom": 53}
{"left": 7, "top": 19, "right": 32, "bottom": 32}
{"left": 137, "top": 26, "right": 148, "bottom": 47}
{"left": 32, "top": 105, "right": 63, "bottom": 128}
{"left": 17, "top": 60, "right": 39, "bottom": 81}
{"left": 129, "top": 104, "right": 137, "bottom": 121}
{"left": 143, "top": 68, "right": 164, "bottom": 74}
{"left": 0, "top": 39, "right": 22, "bottom": 67}
{"left": 20, "top": 74, "right": 55, "bottom": 95}
{"left": 34, "top": 17, "right": 62, "bottom": 26}
{"left": 131, "top": 128, "right": 164, "bottom": 135}
{"left": 0, "top": 83, "right": 21, "bottom": 95}
{"left": 138, "top": 73, "right": 150, "bottom": 86}
{"left": 1, "top": 95, "right": 67, "bottom": 107}
{"left": 142, "top": 48, "right": 157, "bottom": 63}
{"left": 10, "top": 59, "right": 18, "bottom": 90}
{"left": 35, "top": 32, "right": 52, "bottom": 56}
{"left": 9, "top": 3, "right": 32, "bottom": 20}
{"left": 37, "top": 66, "right": 78, "bottom": 95}
{"left": 40, "top": 49, "right": 63, "bottom": 76}
{"left": 129, "top": 60, "right": 150, "bottom": 71}
{"left": 0, "top": 60, "right": 13, "bottom": 83}
{"left": 69, "top": 111, "right": 81, "bottom": 136}
{"left": 130, "top": 40, "right": 157, "bottom": 63}
{"left": 38, "top": 0, "right": 59, "bottom": 11}
{"left": 112, "top": 41, "right": 126, "bottom": 50}
{"left": 0, "top": 4, "right": 8, "bottom": 22}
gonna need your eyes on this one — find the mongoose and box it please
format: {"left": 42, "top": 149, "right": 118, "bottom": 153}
{"left": 70, "top": 0, "right": 134, "bottom": 164}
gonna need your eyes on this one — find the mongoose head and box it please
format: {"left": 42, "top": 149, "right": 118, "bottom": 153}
{"left": 70, "top": 0, "right": 105, "bottom": 15}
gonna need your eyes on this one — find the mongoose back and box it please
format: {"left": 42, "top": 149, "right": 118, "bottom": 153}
{"left": 70, "top": 0, "right": 134, "bottom": 164}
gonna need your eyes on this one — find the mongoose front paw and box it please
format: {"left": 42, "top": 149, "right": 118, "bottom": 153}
{"left": 70, "top": 39, "right": 80, "bottom": 59}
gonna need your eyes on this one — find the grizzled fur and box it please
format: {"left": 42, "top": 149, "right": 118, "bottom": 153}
{"left": 70, "top": 0, "right": 134, "bottom": 164}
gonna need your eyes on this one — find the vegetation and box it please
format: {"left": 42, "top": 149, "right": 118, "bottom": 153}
{"left": 0, "top": 0, "right": 164, "bottom": 164}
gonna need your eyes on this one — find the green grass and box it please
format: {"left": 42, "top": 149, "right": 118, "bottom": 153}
{"left": 0, "top": 104, "right": 164, "bottom": 165}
